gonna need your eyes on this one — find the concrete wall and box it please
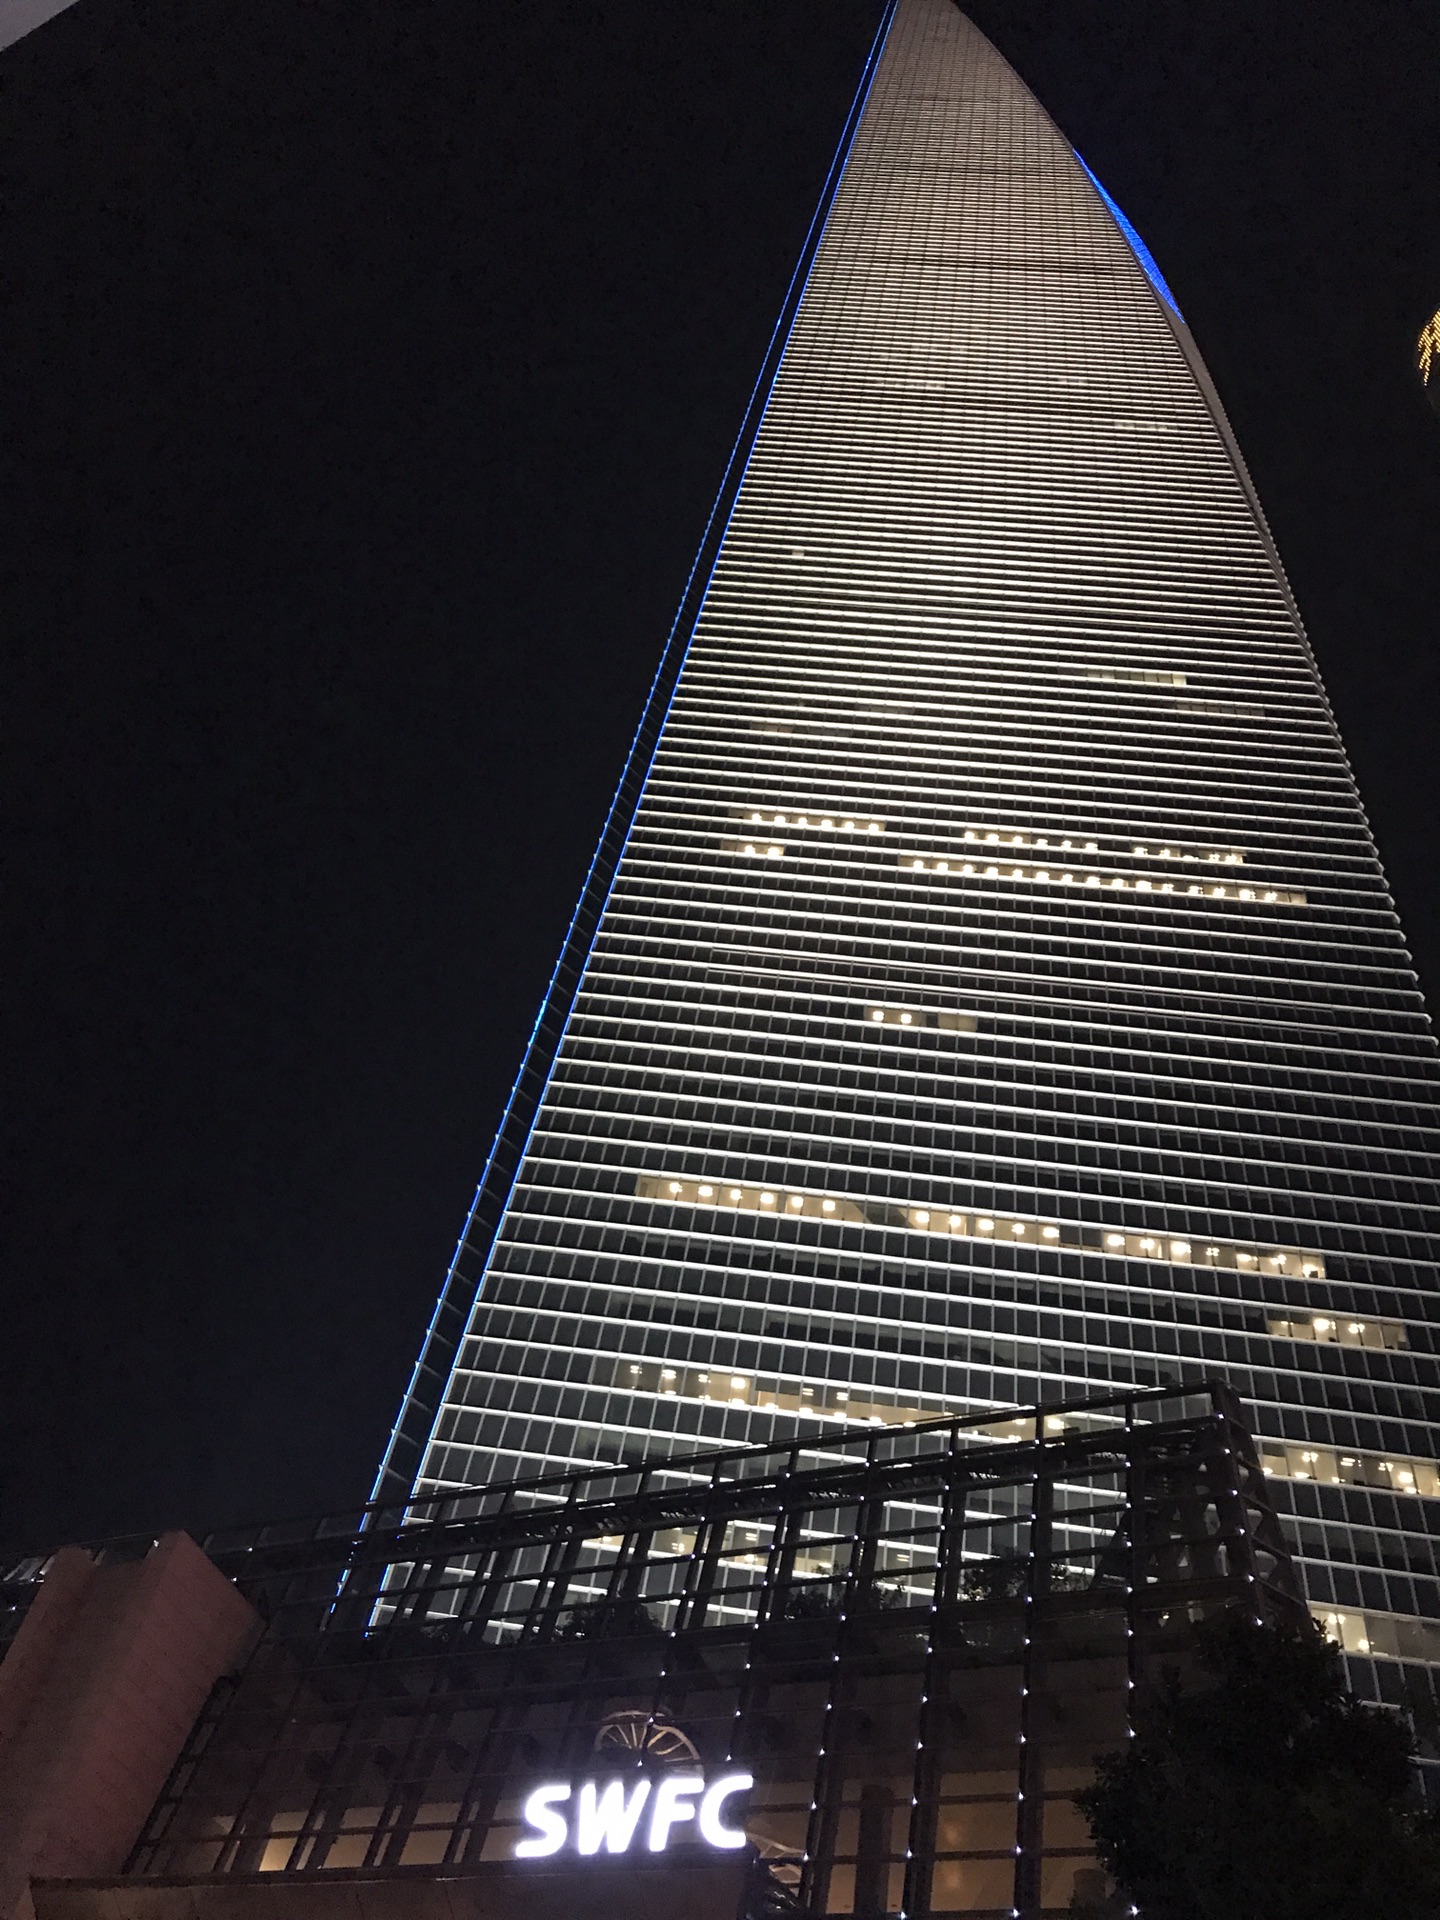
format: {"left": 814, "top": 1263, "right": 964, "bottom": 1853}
{"left": 0, "top": 1532, "right": 260, "bottom": 1920}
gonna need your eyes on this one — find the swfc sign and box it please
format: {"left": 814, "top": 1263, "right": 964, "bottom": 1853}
{"left": 515, "top": 1772, "right": 754, "bottom": 1859}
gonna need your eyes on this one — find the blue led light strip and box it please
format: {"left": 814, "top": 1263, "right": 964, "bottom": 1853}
{"left": 1078, "top": 155, "right": 1183, "bottom": 319}
{"left": 369, "top": 0, "right": 901, "bottom": 1512}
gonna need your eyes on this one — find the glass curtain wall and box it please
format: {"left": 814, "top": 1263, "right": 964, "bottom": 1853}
{"left": 386, "top": 0, "right": 1440, "bottom": 1674}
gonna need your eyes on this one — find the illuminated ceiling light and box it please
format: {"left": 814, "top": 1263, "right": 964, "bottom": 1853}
{"left": 1106, "top": 1233, "right": 1125, "bottom": 1247}
{"left": 760, "top": 1192, "right": 776, "bottom": 1206}
{"left": 788, "top": 1195, "right": 804, "bottom": 1210}
{"left": 914, "top": 1209, "right": 931, "bottom": 1226}
{"left": 698, "top": 1184, "right": 713, "bottom": 1197}
{"left": 977, "top": 1218, "right": 995, "bottom": 1233}
{"left": 1042, "top": 1226, "right": 1060, "bottom": 1240}
{"left": 821, "top": 1199, "right": 836, "bottom": 1214}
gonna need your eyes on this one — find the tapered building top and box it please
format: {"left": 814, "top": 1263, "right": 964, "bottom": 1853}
{"left": 382, "top": 0, "right": 1440, "bottom": 1673}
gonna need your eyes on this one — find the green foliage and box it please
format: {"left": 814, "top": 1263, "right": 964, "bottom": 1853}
{"left": 1073, "top": 1613, "right": 1440, "bottom": 1920}
{"left": 957, "top": 1552, "right": 1029, "bottom": 1604}
{"left": 555, "top": 1595, "right": 660, "bottom": 1641}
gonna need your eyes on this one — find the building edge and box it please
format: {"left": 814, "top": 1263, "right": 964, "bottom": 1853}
{"left": 368, "top": 0, "right": 901, "bottom": 1513}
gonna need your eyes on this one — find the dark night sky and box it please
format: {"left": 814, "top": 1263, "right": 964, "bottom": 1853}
{"left": 3, "top": 0, "right": 1438, "bottom": 1555}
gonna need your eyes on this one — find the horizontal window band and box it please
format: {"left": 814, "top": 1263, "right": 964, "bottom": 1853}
{"left": 601, "top": 1356, "right": 1111, "bottom": 1439}
{"left": 862, "top": 1005, "right": 976, "bottom": 1032}
{"left": 1269, "top": 1444, "right": 1439, "bottom": 1499}
{"left": 632, "top": 1175, "right": 1326, "bottom": 1277}
{"left": 1085, "top": 667, "right": 1187, "bottom": 686}
{"left": 1314, "top": 1607, "right": 1440, "bottom": 1662}
{"left": 726, "top": 810, "right": 1243, "bottom": 868}
{"left": 636, "top": 1176, "right": 866, "bottom": 1224}
{"left": 733, "top": 808, "right": 886, "bottom": 834}
{"left": 1266, "top": 1314, "right": 1407, "bottom": 1352}
{"left": 898, "top": 856, "right": 1305, "bottom": 905}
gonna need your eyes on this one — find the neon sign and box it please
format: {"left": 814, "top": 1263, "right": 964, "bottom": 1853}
{"left": 514, "top": 1772, "right": 754, "bottom": 1858}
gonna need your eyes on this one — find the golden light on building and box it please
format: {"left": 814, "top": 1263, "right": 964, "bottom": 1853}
{"left": 1417, "top": 303, "right": 1440, "bottom": 410}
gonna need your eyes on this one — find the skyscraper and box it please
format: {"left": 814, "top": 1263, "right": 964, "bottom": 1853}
{"left": 380, "top": 0, "right": 1440, "bottom": 1675}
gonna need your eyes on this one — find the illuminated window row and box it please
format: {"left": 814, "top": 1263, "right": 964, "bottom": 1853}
{"left": 899, "top": 855, "right": 1305, "bottom": 906}
{"left": 730, "top": 809, "right": 1243, "bottom": 869}
{"left": 734, "top": 808, "right": 885, "bottom": 833}
{"left": 633, "top": 1175, "right": 1326, "bottom": 1277}
{"left": 608, "top": 1358, "right": 1112, "bottom": 1443}
{"left": 864, "top": 1004, "right": 976, "bottom": 1031}
{"left": 721, "top": 838, "right": 786, "bottom": 859}
{"left": 634, "top": 1175, "right": 866, "bottom": 1222}
{"left": 955, "top": 826, "right": 1242, "bottom": 865}
{"left": 1266, "top": 1314, "right": 1407, "bottom": 1352}
{"left": 1264, "top": 1443, "right": 1440, "bottom": 1500}
{"left": 900, "top": 1207, "right": 1324, "bottom": 1276}
{"left": 1315, "top": 1607, "right": 1440, "bottom": 1664}
{"left": 1085, "top": 667, "right": 1186, "bottom": 686}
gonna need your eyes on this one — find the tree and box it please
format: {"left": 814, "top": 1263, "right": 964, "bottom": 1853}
{"left": 1074, "top": 1612, "right": 1440, "bottom": 1920}
{"left": 555, "top": 1595, "right": 660, "bottom": 1640}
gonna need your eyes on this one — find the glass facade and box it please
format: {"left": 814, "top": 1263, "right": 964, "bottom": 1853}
{"left": 130, "top": 1384, "right": 1303, "bottom": 1912}
{"left": 382, "top": 0, "right": 1440, "bottom": 1680}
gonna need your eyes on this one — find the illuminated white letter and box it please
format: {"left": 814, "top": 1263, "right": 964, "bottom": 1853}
{"left": 648, "top": 1772, "right": 704, "bottom": 1851}
{"left": 515, "top": 1783, "right": 571, "bottom": 1858}
{"left": 576, "top": 1778, "right": 653, "bottom": 1855}
{"left": 699, "top": 1772, "right": 754, "bottom": 1849}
